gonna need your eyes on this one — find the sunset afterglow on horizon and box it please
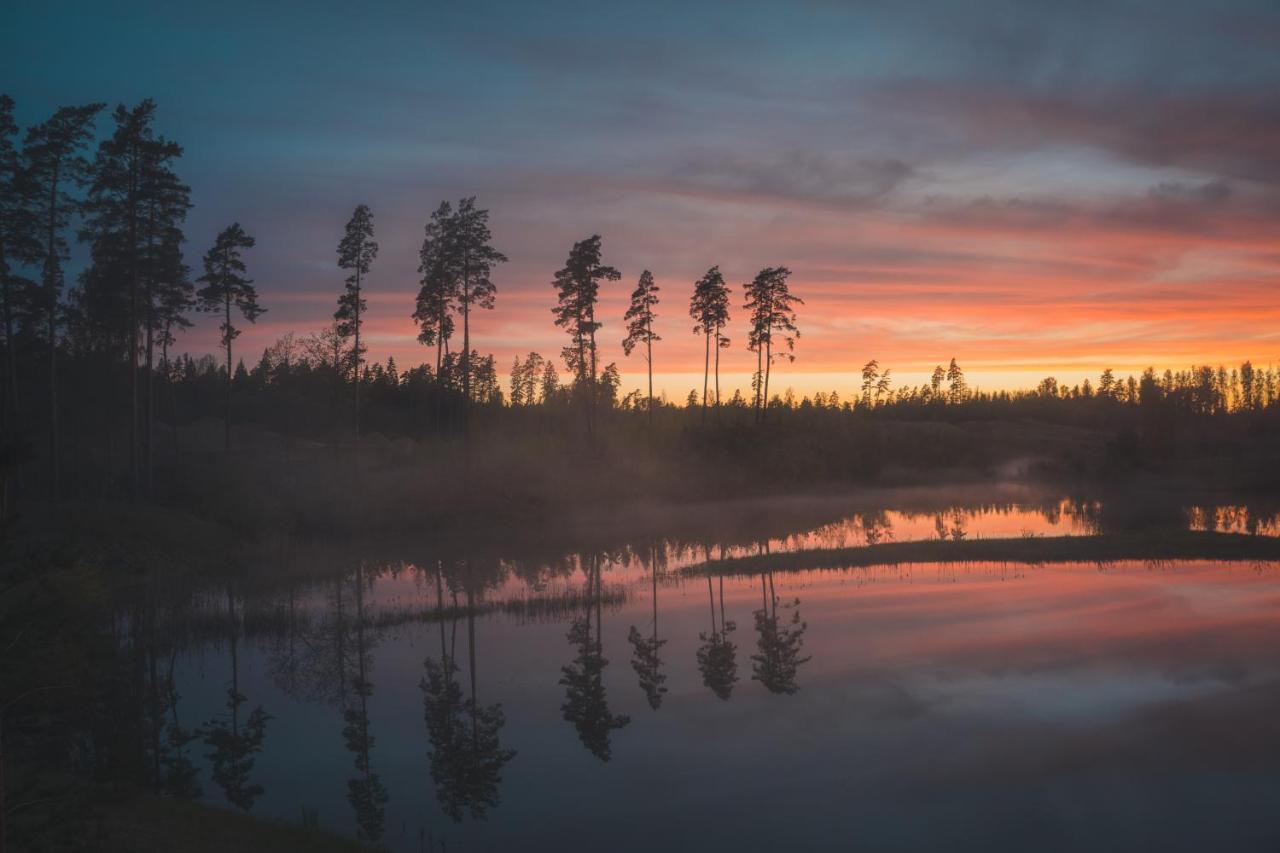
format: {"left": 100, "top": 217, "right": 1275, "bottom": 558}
{"left": 9, "top": 0, "right": 1280, "bottom": 398}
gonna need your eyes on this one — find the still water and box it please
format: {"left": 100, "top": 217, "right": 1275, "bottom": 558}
{"left": 167, "top": 496, "right": 1280, "bottom": 851}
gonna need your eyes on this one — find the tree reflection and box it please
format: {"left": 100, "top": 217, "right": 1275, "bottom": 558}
{"left": 343, "top": 562, "right": 388, "bottom": 843}
{"left": 421, "top": 560, "right": 516, "bottom": 821}
{"left": 560, "top": 553, "right": 630, "bottom": 761}
{"left": 696, "top": 561, "right": 738, "bottom": 700}
{"left": 202, "top": 584, "right": 271, "bottom": 811}
{"left": 860, "top": 510, "right": 893, "bottom": 545}
{"left": 750, "top": 571, "right": 810, "bottom": 695}
{"left": 627, "top": 543, "right": 667, "bottom": 710}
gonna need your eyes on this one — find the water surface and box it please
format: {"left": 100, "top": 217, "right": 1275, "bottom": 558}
{"left": 164, "top": 496, "right": 1280, "bottom": 851}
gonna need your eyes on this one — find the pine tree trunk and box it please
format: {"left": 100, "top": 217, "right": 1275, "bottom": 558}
{"left": 354, "top": 265, "right": 361, "bottom": 452}
{"left": 48, "top": 305, "right": 57, "bottom": 500}
{"left": 714, "top": 327, "right": 722, "bottom": 408}
{"left": 461, "top": 258, "right": 471, "bottom": 436}
{"left": 46, "top": 162, "right": 60, "bottom": 502}
{"left": 754, "top": 345, "right": 763, "bottom": 418}
{"left": 0, "top": 243, "right": 14, "bottom": 518}
{"left": 646, "top": 317, "right": 654, "bottom": 432}
{"left": 702, "top": 330, "right": 709, "bottom": 416}
{"left": 1, "top": 242, "right": 15, "bottom": 418}
{"left": 762, "top": 334, "right": 772, "bottom": 422}
{"left": 587, "top": 303, "right": 598, "bottom": 441}
{"left": 128, "top": 160, "right": 139, "bottom": 502}
{"left": 145, "top": 318, "right": 154, "bottom": 499}
{"left": 224, "top": 294, "right": 232, "bottom": 454}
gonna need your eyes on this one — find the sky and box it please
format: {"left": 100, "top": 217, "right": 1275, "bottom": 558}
{"left": 6, "top": 0, "right": 1280, "bottom": 397}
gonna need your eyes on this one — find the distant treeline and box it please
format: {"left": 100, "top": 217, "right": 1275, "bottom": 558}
{"left": 2, "top": 95, "right": 1278, "bottom": 515}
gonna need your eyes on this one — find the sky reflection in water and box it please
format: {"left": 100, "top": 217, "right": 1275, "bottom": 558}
{"left": 173, "top": 500, "right": 1280, "bottom": 852}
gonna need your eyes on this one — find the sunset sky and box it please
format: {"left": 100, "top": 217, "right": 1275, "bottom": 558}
{"left": 7, "top": 0, "right": 1280, "bottom": 397}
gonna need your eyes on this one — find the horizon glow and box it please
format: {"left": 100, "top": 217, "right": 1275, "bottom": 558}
{"left": 6, "top": 0, "right": 1280, "bottom": 398}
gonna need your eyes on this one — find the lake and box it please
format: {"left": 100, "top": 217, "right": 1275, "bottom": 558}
{"left": 160, "top": 491, "right": 1280, "bottom": 851}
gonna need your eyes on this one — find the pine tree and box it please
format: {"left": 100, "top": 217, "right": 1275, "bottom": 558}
{"left": 451, "top": 198, "right": 506, "bottom": 435}
{"left": 81, "top": 99, "right": 190, "bottom": 497}
{"left": 743, "top": 266, "right": 801, "bottom": 420}
{"left": 196, "top": 224, "right": 262, "bottom": 452}
{"left": 0, "top": 98, "right": 37, "bottom": 426}
{"left": 946, "top": 358, "right": 967, "bottom": 403}
{"left": 689, "top": 266, "right": 730, "bottom": 412}
{"left": 551, "top": 235, "right": 619, "bottom": 438}
{"left": 622, "top": 270, "right": 660, "bottom": 428}
{"left": 23, "top": 102, "right": 103, "bottom": 498}
{"left": 335, "top": 204, "right": 378, "bottom": 447}
{"left": 0, "top": 95, "right": 39, "bottom": 517}
{"left": 413, "top": 201, "right": 457, "bottom": 378}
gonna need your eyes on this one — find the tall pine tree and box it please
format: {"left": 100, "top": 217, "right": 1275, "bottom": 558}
{"left": 622, "top": 269, "right": 660, "bottom": 428}
{"left": 451, "top": 197, "right": 505, "bottom": 435}
{"left": 23, "top": 102, "right": 102, "bottom": 498}
{"left": 81, "top": 99, "right": 189, "bottom": 497}
{"left": 0, "top": 95, "right": 39, "bottom": 516}
{"left": 744, "top": 266, "right": 801, "bottom": 421}
{"left": 196, "top": 224, "right": 262, "bottom": 452}
{"left": 335, "top": 204, "right": 377, "bottom": 447}
{"left": 689, "top": 266, "right": 730, "bottom": 412}
{"left": 552, "top": 235, "right": 619, "bottom": 439}
{"left": 413, "top": 201, "right": 456, "bottom": 380}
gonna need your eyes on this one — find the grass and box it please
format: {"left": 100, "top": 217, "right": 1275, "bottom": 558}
{"left": 98, "top": 796, "right": 377, "bottom": 852}
{"left": 686, "top": 530, "right": 1280, "bottom": 576}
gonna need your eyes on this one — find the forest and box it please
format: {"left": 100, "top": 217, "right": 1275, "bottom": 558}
{"left": 1, "top": 96, "right": 1278, "bottom": 534}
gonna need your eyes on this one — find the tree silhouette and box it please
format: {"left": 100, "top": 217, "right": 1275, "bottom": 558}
{"left": 750, "top": 571, "right": 810, "bottom": 695}
{"left": 140, "top": 169, "right": 191, "bottom": 495}
{"left": 451, "top": 198, "right": 506, "bottom": 436}
{"left": 696, "top": 571, "right": 738, "bottom": 700}
{"left": 413, "top": 200, "right": 456, "bottom": 379}
{"left": 22, "top": 102, "right": 103, "bottom": 498}
{"left": 81, "top": 99, "right": 190, "bottom": 498}
{"left": 743, "top": 266, "right": 801, "bottom": 420}
{"left": 341, "top": 562, "right": 388, "bottom": 842}
{"left": 421, "top": 562, "right": 515, "bottom": 823}
{"left": 202, "top": 586, "right": 271, "bottom": 811}
{"left": 195, "top": 223, "right": 261, "bottom": 452}
{"left": 552, "top": 235, "right": 619, "bottom": 439}
{"left": 689, "top": 266, "right": 731, "bottom": 412}
{"left": 621, "top": 270, "right": 660, "bottom": 429}
{"left": 335, "top": 204, "right": 378, "bottom": 449}
{"left": 946, "top": 358, "right": 967, "bottom": 403}
{"left": 559, "top": 555, "right": 629, "bottom": 760}
{"left": 0, "top": 95, "right": 39, "bottom": 515}
{"left": 626, "top": 543, "right": 667, "bottom": 709}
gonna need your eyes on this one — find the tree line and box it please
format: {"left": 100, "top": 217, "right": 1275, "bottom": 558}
{"left": 0, "top": 95, "right": 815, "bottom": 503}
{"left": 3, "top": 94, "right": 1278, "bottom": 514}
